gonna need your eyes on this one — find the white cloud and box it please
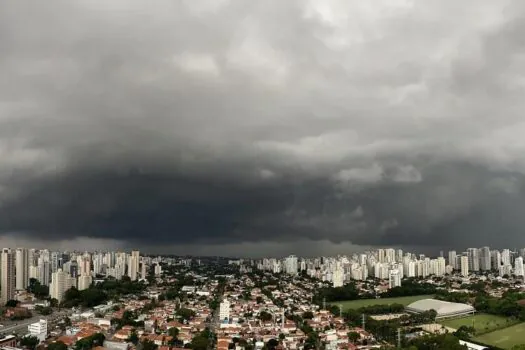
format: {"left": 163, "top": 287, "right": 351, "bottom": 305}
{"left": 335, "top": 164, "right": 383, "bottom": 184}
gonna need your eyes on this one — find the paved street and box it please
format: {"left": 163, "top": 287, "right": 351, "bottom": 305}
{"left": 0, "top": 310, "right": 71, "bottom": 336}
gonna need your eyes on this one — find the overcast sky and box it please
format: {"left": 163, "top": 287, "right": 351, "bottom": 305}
{"left": 2, "top": 0, "right": 525, "bottom": 257}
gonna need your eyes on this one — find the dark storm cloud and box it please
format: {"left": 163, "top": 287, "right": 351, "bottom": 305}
{"left": 2, "top": 0, "right": 525, "bottom": 253}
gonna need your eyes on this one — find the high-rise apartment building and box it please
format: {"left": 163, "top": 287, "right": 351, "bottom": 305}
{"left": 332, "top": 263, "right": 344, "bottom": 287}
{"left": 435, "top": 257, "right": 446, "bottom": 277}
{"left": 467, "top": 248, "right": 480, "bottom": 272}
{"left": 284, "top": 255, "right": 298, "bottom": 275}
{"left": 378, "top": 249, "right": 385, "bottom": 263}
{"left": 492, "top": 250, "right": 502, "bottom": 270}
{"left": 1, "top": 249, "right": 15, "bottom": 305}
{"left": 515, "top": 257, "right": 524, "bottom": 277}
{"left": 49, "top": 269, "right": 75, "bottom": 302}
{"left": 388, "top": 269, "right": 401, "bottom": 289}
{"left": 448, "top": 251, "right": 457, "bottom": 270}
{"left": 460, "top": 255, "right": 469, "bottom": 277}
{"left": 479, "top": 247, "right": 491, "bottom": 271}
{"left": 141, "top": 263, "right": 147, "bottom": 280}
{"left": 15, "top": 248, "right": 29, "bottom": 290}
{"left": 219, "top": 300, "right": 230, "bottom": 321}
{"left": 385, "top": 249, "right": 396, "bottom": 263}
{"left": 127, "top": 250, "right": 140, "bottom": 281}
{"left": 502, "top": 249, "right": 511, "bottom": 266}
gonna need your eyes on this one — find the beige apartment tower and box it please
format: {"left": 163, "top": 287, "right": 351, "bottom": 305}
{"left": 1, "top": 249, "right": 15, "bottom": 305}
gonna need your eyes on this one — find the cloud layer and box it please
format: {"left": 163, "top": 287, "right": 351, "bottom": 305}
{"left": 2, "top": 0, "right": 525, "bottom": 254}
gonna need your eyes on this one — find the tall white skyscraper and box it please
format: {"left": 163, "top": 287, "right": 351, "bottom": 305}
{"left": 448, "top": 251, "right": 457, "bottom": 270}
{"left": 492, "top": 250, "right": 502, "bottom": 270}
{"left": 461, "top": 255, "right": 469, "bottom": 277}
{"left": 50, "top": 269, "right": 75, "bottom": 302}
{"left": 15, "top": 248, "right": 29, "bottom": 290}
{"left": 388, "top": 269, "right": 401, "bottom": 289}
{"left": 502, "top": 249, "right": 511, "bottom": 266}
{"left": 378, "top": 249, "right": 385, "bottom": 263}
{"left": 515, "top": 257, "right": 524, "bottom": 277}
{"left": 141, "top": 263, "right": 147, "bottom": 280}
{"left": 1, "top": 249, "right": 15, "bottom": 305}
{"left": 479, "top": 247, "right": 491, "bottom": 271}
{"left": 467, "top": 248, "right": 480, "bottom": 272}
{"left": 154, "top": 263, "right": 162, "bottom": 276}
{"left": 385, "top": 249, "right": 396, "bottom": 263}
{"left": 128, "top": 250, "right": 140, "bottom": 281}
{"left": 284, "top": 255, "right": 298, "bottom": 275}
{"left": 435, "top": 257, "right": 446, "bottom": 277}
{"left": 332, "top": 263, "right": 344, "bottom": 287}
{"left": 219, "top": 300, "right": 230, "bottom": 321}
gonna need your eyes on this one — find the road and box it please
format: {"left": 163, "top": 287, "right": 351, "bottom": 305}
{"left": 0, "top": 310, "right": 72, "bottom": 336}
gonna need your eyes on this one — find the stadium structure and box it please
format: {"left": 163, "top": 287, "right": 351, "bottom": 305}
{"left": 405, "top": 299, "right": 475, "bottom": 320}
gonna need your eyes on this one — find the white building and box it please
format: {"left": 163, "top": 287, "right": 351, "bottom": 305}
{"left": 388, "top": 269, "right": 401, "bottom": 289}
{"left": 499, "top": 264, "right": 512, "bottom": 277}
{"left": 448, "top": 251, "right": 457, "bottom": 270}
{"left": 28, "top": 319, "right": 47, "bottom": 343}
{"left": 492, "top": 250, "right": 502, "bottom": 270}
{"left": 50, "top": 269, "right": 75, "bottom": 302}
{"left": 154, "top": 263, "right": 162, "bottom": 276}
{"left": 467, "top": 248, "right": 480, "bottom": 272}
{"left": 460, "top": 256, "right": 469, "bottom": 277}
{"left": 515, "top": 257, "right": 524, "bottom": 277}
{"left": 78, "top": 274, "right": 92, "bottom": 291}
{"left": 435, "top": 257, "right": 446, "bottom": 277}
{"left": 219, "top": 300, "right": 230, "bottom": 321}
{"left": 502, "top": 249, "right": 511, "bottom": 266}
{"left": 1, "top": 248, "right": 15, "bottom": 305}
{"left": 128, "top": 250, "right": 140, "bottom": 281}
{"left": 332, "top": 264, "right": 344, "bottom": 288}
{"left": 284, "top": 255, "right": 298, "bottom": 275}
{"left": 141, "top": 263, "right": 147, "bottom": 280}
{"left": 15, "top": 248, "right": 29, "bottom": 290}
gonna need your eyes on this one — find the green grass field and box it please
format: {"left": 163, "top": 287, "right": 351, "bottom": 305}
{"left": 336, "top": 295, "right": 434, "bottom": 310}
{"left": 474, "top": 322, "right": 525, "bottom": 349}
{"left": 439, "top": 314, "right": 509, "bottom": 334}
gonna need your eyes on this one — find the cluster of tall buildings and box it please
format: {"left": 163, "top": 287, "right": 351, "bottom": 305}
{"left": 250, "top": 247, "right": 525, "bottom": 289}
{"left": 448, "top": 247, "right": 525, "bottom": 278}
{"left": 255, "top": 250, "right": 446, "bottom": 289}
{"left": 0, "top": 248, "right": 147, "bottom": 305}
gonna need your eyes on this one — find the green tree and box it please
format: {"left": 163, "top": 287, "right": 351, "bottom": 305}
{"left": 266, "top": 339, "right": 279, "bottom": 350}
{"left": 303, "top": 311, "right": 314, "bottom": 319}
{"left": 127, "top": 330, "right": 139, "bottom": 345}
{"left": 140, "top": 339, "right": 158, "bottom": 350}
{"left": 168, "top": 327, "right": 180, "bottom": 338}
{"left": 75, "top": 332, "right": 105, "bottom": 350}
{"left": 190, "top": 336, "right": 209, "bottom": 350}
{"left": 48, "top": 341, "right": 68, "bottom": 350}
{"left": 20, "top": 335, "right": 39, "bottom": 350}
{"left": 258, "top": 311, "right": 272, "bottom": 322}
{"left": 348, "top": 332, "right": 360, "bottom": 343}
{"left": 5, "top": 299, "right": 18, "bottom": 307}
{"left": 453, "top": 325, "right": 475, "bottom": 339}
{"left": 177, "top": 308, "right": 196, "bottom": 321}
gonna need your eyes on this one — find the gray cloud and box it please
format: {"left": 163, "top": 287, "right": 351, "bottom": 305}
{"left": 2, "top": 0, "right": 525, "bottom": 254}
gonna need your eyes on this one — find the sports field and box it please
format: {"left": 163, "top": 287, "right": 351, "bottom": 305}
{"left": 336, "top": 295, "right": 433, "bottom": 310}
{"left": 439, "top": 314, "right": 509, "bottom": 334}
{"left": 474, "top": 322, "right": 525, "bottom": 349}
